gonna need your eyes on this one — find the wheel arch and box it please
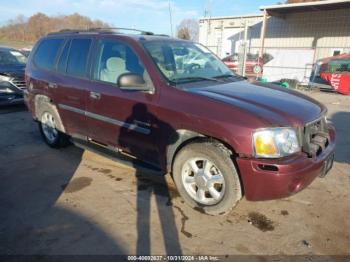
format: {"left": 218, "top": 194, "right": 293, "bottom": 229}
{"left": 167, "top": 129, "right": 238, "bottom": 173}
{"left": 34, "top": 94, "right": 66, "bottom": 133}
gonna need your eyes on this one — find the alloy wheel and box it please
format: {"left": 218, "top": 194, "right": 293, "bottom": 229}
{"left": 181, "top": 158, "right": 225, "bottom": 205}
{"left": 41, "top": 112, "right": 58, "bottom": 143}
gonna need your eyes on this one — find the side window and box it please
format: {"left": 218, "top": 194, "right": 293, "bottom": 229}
{"left": 33, "top": 38, "right": 64, "bottom": 70}
{"left": 57, "top": 40, "right": 71, "bottom": 73}
{"left": 66, "top": 38, "right": 92, "bottom": 78}
{"left": 328, "top": 59, "right": 350, "bottom": 74}
{"left": 93, "top": 40, "right": 146, "bottom": 84}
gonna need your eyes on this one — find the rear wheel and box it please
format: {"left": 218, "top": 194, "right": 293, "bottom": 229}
{"left": 37, "top": 103, "right": 70, "bottom": 148}
{"left": 173, "top": 141, "right": 242, "bottom": 215}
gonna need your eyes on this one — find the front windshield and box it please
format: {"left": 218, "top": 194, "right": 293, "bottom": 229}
{"left": 0, "top": 50, "right": 27, "bottom": 65}
{"left": 143, "top": 41, "right": 236, "bottom": 83}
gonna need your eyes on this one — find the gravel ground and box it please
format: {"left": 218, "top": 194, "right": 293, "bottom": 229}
{"left": 0, "top": 90, "right": 349, "bottom": 256}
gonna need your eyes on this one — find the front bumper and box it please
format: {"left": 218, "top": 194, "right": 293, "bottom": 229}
{"left": 237, "top": 127, "right": 336, "bottom": 201}
{"left": 0, "top": 80, "right": 24, "bottom": 106}
{"left": 0, "top": 93, "right": 24, "bottom": 106}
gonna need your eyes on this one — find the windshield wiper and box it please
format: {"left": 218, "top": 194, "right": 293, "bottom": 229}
{"left": 171, "top": 76, "right": 224, "bottom": 83}
{"left": 214, "top": 74, "right": 247, "bottom": 80}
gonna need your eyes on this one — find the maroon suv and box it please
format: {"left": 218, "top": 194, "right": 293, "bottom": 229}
{"left": 24, "top": 29, "right": 335, "bottom": 215}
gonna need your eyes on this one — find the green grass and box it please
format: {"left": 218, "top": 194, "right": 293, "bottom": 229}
{"left": 0, "top": 39, "right": 34, "bottom": 49}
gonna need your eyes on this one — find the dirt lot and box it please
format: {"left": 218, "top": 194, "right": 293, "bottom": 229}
{"left": 0, "top": 90, "right": 349, "bottom": 256}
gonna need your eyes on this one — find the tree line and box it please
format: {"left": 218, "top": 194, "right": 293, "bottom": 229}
{"left": 0, "top": 12, "right": 199, "bottom": 44}
{"left": 0, "top": 13, "right": 109, "bottom": 43}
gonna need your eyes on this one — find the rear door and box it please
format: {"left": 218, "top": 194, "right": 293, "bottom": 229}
{"left": 86, "top": 38, "right": 160, "bottom": 164}
{"left": 30, "top": 37, "right": 65, "bottom": 105}
{"left": 55, "top": 37, "right": 93, "bottom": 136}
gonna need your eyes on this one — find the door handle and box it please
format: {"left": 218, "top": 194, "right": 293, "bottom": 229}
{"left": 134, "top": 120, "right": 151, "bottom": 127}
{"left": 48, "top": 82, "right": 57, "bottom": 89}
{"left": 90, "top": 91, "right": 101, "bottom": 100}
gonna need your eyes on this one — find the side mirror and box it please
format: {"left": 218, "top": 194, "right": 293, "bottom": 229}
{"left": 118, "top": 73, "right": 150, "bottom": 92}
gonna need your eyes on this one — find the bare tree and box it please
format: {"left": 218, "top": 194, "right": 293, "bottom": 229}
{"left": 177, "top": 27, "right": 190, "bottom": 40}
{"left": 176, "top": 19, "right": 199, "bottom": 41}
{"left": 0, "top": 12, "right": 110, "bottom": 43}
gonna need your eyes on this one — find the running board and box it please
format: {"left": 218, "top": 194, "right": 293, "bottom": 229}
{"left": 71, "top": 137, "right": 162, "bottom": 175}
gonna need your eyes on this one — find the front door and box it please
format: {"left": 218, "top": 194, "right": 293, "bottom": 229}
{"left": 86, "top": 38, "right": 159, "bottom": 165}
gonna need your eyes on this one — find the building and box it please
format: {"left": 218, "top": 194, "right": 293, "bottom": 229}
{"left": 198, "top": 0, "right": 350, "bottom": 82}
{"left": 198, "top": 14, "right": 263, "bottom": 58}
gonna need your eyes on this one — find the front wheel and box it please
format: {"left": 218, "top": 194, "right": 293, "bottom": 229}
{"left": 172, "top": 142, "right": 242, "bottom": 215}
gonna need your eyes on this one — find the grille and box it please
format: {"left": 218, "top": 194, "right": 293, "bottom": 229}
{"left": 11, "top": 77, "right": 26, "bottom": 90}
{"left": 302, "top": 116, "right": 329, "bottom": 157}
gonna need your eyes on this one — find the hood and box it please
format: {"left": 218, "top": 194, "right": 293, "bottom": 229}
{"left": 187, "top": 81, "right": 325, "bottom": 127}
{"left": 0, "top": 64, "right": 25, "bottom": 79}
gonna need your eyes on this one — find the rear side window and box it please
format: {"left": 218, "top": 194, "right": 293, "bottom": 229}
{"left": 66, "top": 38, "right": 92, "bottom": 78}
{"left": 33, "top": 38, "right": 64, "bottom": 70}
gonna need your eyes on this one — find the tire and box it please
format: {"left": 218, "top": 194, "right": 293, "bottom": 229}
{"left": 253, "top": 65, "right": 262, "bottom": 74}
{"left": 37, "top": 102, "right": 70, "bottom": 148}
{"left": 172, "top": 141, "right": 242, "bottom": 215}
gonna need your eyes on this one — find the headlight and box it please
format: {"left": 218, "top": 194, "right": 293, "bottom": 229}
{"left": 0, "top": 87, "right": 14, "bottom": 93}
{"left": 0, "top": 74, "right": 12, "bottom": 82}
{"left": 253, "top": 128, "right": 300, "bottom": 158}
{"left": 0, "top": 75, "right": 14, "bottom": 93}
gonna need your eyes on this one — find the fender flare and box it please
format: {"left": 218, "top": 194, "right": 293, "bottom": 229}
{"left": 34, "top": 95, "right": 66, "bottom": 133}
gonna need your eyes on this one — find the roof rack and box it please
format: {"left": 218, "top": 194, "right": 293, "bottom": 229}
{"left": 90, "top": 27, "right": 154, "bottom": 35}
{"left": 48, "top": 27, "right": 154, "bottom": 36}
{"left": 155, "top": 34, "right": 170, "bottom": 37}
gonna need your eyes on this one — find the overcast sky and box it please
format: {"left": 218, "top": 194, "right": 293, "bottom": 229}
{"left": 0, "top": 0, "right": 278, "bottom": 35}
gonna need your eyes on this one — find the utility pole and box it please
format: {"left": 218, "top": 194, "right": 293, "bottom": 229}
{"left": 168, "top": 0, "right": 173, "bottom": 37}
{"left": 242, "top": 21, "right": 248, "bottom": 77}
{"left": 204, "top": 0, "right": 212, "bottom": 46}
{"left": 259, "top": 9, "right": 267, "bottom": 58}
